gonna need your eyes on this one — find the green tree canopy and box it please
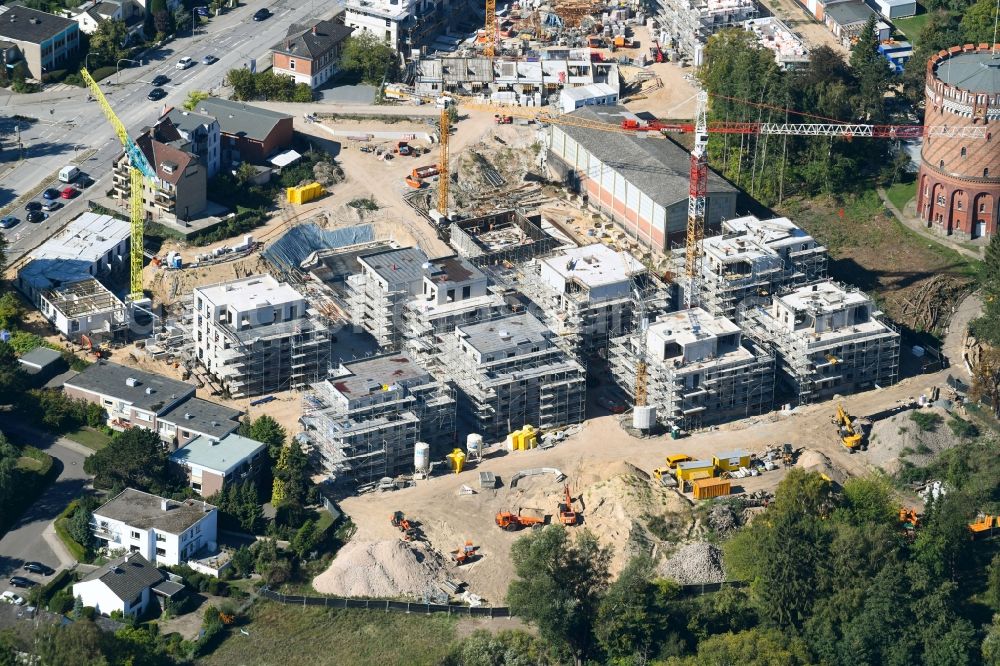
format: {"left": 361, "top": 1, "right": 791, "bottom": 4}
{"left": 83, "top": 427, "right": 177, "bottom": 493}
{"left": 243, "top": 415, "right": 286, "bottom": 461}
{"left": 88, "top": 18, "right": 128, "bottom": 68}
{"left": 339, "top": 32, "right": 399, "bottom": 84}
{"left": 960, "top": 0, "right": 999, "bottom": 43}
{"left": 849, "top": 15, "right": 892, "bottom": 121}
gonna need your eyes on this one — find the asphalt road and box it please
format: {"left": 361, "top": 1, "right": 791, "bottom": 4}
{"left": 0, "top": 420, "right": 92, "bottom": 581}
{"left": 0, "top": 0, "right": 327, "bottom": 263}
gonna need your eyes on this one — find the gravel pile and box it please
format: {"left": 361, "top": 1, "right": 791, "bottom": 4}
{"left": 312, "top": 540, "right": 443, "bottom": 599}
{"left": 659, "top": 542, "right": 726, "bottom": 584}
{"left": 708, "top": 504, "right": 739, "bottom": 535}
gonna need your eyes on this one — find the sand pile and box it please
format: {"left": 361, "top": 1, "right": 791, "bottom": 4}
{"left": 798, "top": 449, "right": 847, "bottom": 485}
{"left": 659, "top": 542, "right": 725, "bottom": 584}
{"left": 312, "top": 540, "right": 444, "bottom": 599}
{"left": 865, "top": 407, "right": 956, "bottom": 474}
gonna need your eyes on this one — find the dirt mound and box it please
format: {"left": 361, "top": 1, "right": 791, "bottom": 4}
{"left": 312, "top": 540, "right": 444, "bottom": 599}
{"left": 864, "top": 407, "right": 956, "bottom": 474}
{"left": 658, "top": 542, "right": 725, "bottom": 584}
{"left": 798, "top": 449, "right": 847, "bottom": 484}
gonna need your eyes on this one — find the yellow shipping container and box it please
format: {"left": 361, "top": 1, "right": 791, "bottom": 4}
{"left": 286, "top": 182, "right": 326, "bottom": 205}
{"left": 693, "top": 477, "right": 731, "bottom": 500}
{"left": 713, "top": 449, "right": 751, "bottom": 472}
{"left": 675, "top": 460, "right": 716, "bottom": 483}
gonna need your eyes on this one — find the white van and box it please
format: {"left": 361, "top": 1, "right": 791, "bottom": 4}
{"left": 58, "top": 165, "right": 79, "bottom": 183}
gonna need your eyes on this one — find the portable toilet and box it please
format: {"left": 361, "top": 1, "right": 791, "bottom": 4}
{"left": 713, "top": 449, "right": 751, "bottom": 473}
{"left": 675, "top": 459, "right": 716, "bottom": 484}
{"left": 447, "top": 448, "right": 466, "bottom": 474}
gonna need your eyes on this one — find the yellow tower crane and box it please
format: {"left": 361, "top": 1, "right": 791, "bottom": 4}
{"left": 483, "top": 0, "right": 496, "bottom": 57}
{"left": 81, "top": 68, "right": 156, "bottom": 300}
{"left": 438, "top": 106, "right": 450, "bottom": 216}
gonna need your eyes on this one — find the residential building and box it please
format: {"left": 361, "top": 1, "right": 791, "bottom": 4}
{"left": 15, "top": 212, "right": 130, "bottom": 342}
{"left": 744, "top": 18, "right": 809, "bottom": 71}
{"left": 72, "top": 553, "right": 179, "bottom": 618}
{"left": 448, "top": 210, "right": 563, "bottom": 267}
{"left": 112, "top": 129, "right": 207, "bottom": 226}
{"left": 192, "top": 275, "right": 333, "bottom": 397}
{"left": 916, "top": 44, "right": 1000, "bottom": 241}
{"left": 195, "top": 98, "right": 294, "bottom": 166}
{"left": 271, "top": 19, "right": 354, "bottom": 89}
{"left": 415, "top": 54, "right": 619, "bottom": 107}
{"left": 91, "top": 488, "right": 219, "bottom": 567}
{"left": 822, "top": 3, "right": 883, "bottom": 47}
{"left": 158, "top": 108, "right": 222, "bottom": 178}
{"left": 0, "top": 5, "right": 80, "bottom": 79}
{"left": 675, "top": 214, "right": 828, "bottom": 320}
{"left": 866, "top": 0, "right": 916, "bottom": 19}
{"left": 169, "top": 433, "right": 268, "bottom": 496}
{"left": 64, "top": 0, "right": 144, "bottom": 38}
{"left": 655, "top": 0, "right": 758, "bottom": 65}
{"left": 508, "top": 243, "right": 670, "bottom": 358}
{"left": 438, "top": 312, "right": 587, "bottom": 440}
{"left": 17, "top": 346, "right": 64, "bottom": 381}
{"left": 560, "top": 83, "right": 620, "bottom": 114}
{"left": 741, "top": 281, "right": 901, "bottom": 403}
{"left": 546, "top": 105, "right": 737, "bottom": 253}
{"left": 344, "top": 0, "right": 471, "bottom": 58}
{"left": 610, "top": 308, "right": 775, "bottom": 430}
{"left": 62, "top": 360, "right": 242, "bottom": 443}
{"left": 304, "top": 353, "right": 456, "bottom": 485}
{"left": 347, "top": 246, "right": 430, "bottom": 350}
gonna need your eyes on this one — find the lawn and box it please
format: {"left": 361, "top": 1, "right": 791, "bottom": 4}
{"left": 893, "top": 4, "right": 930, "bottom": 42}
{"left": 65, "top": 427, "right": 111, "bottom": 451}
{"left": 885, "top": 180, "right": 916, "bottom": 212}
{"left": 199, "top": 602, "right": 460, "bottom": 666}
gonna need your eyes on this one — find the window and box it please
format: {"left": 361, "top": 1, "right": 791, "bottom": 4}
{"left": 960, "top": 147, "right": 967, "bottom": 157}
{"left": 462, "top": 285, "right": 471, "bottom": 299}
{"left": 939, "top": 160, "right": 945, "bottom": 169}
{"left": 981, "top": 202, "right": 987, "bottom": 213}
{"left": 130, "top": 530, "right": 141, "bottom": 540}
{"left": 289, "top": 59, "right": 295, "bottom": 70}
{"left": 385, "top": 18, "right": 391, "bottom": 26}
{"left": 155, "top": 547, "right": 166, "bottom": 557}
{"left": 192, "top": 481, "right": 202, "bottom": 491}
{"left": 986, "top": 168, "right": 991, "bottom": 178}
{"left": 957, "top": 201, "right": 963, "bottom": 211}
{"left": 155, "top": 532, "right": 166, "bottom": 542}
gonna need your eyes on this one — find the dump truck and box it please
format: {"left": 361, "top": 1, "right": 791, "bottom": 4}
{"left": 404, "top": 175, "right": 423, "bottom": 189}
{"left": 395, "top": 141, "right": 413, "bottom": 156}
{"left": 412, "top": 165, "right": 440, "bottom": 179}
{"left": 495, "top": 510, "right": 545, "bottom": 531}
{"left": 451, "top": 540, "right": 478, "bottom": 565}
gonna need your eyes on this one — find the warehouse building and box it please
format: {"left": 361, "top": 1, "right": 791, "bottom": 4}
{"left": 546, "top": 105, "right": 737, "bottom": 253}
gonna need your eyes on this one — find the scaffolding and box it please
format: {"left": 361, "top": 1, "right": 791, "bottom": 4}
{"left": 656, "top": 0, "right": 758, "bottom": 62}
{"left": 449, "top": 210, "right": 562, "bottom": 267}
{"left": 739, "top": 283, "right": 901, "bottom": 404}
{"left": 608, "top": 309, "right": 775, "bottom": 430}
{"left": 303, "top": 353, "right": 456, "bottom": 485}
{"left": 436, "top": 313, "right": 586, "bottom": 440}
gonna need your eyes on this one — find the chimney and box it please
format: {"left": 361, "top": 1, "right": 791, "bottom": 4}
{"left": 161, "top": 498, "right": 169, "bottom": 511}
{"left": 311, "top": 26, "right": 317, "bottom": 35}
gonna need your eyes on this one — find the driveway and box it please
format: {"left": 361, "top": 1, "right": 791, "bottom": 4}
{"left": 0, "top": 418, "right": 93, "bottom": 580}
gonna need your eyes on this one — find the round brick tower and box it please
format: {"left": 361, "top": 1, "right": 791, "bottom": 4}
{"left": 917, "top": 44, "right": 1000, "bottom": 241}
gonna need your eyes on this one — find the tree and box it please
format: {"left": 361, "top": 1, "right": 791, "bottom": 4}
{"left": 244, "top": 415, "right": 286, "bottom": 461}
{"left": 839, "top": 475, "right": 896, "bottom": 526}
{"left": 987, "top": 554, "right": 1000, "bottom": 613}
{"left": 984, "top": 615, "right": 1000, "bottom": 666}
{"left": 271, "top": 439, "right": 308, "bottom": 512}
{"left": 594, "top": 555, "right": 666, "bottom": 662}
{"left": 664, "top": 627, "right": 813, "bottom": 666}
{"left": 443, "top": 630, "right": 553, "bottom": 666}
{"left": 0, "top": 292, "right": 23, "bottom": 330}
{"left": 849, "top": 15, "right": 891, "bottom": 121}
{"left": 84, "top": 427, "right": 175, "bottom": 493}
{"left": 292, "top": 83, "right": 314, "bottom": 103}
{"left": 236, "top": 481, "right": 263, "bottom": 533}
{"left": 88, "top": 18, "right": 128, "bottom": 68}
{"left": 290, "top": 519, "right": 319, "bottom": 560}
{"left": 960, "top": 0, "right": 1000, "bottom": 43}
{"left": 0, "top": 342, "right": 26, "bottom": 401}
{"left": 913, "top": 491, "right": 975, "bottom": 581}
{"left": 66, "top": 505, "right": 95, "bottom": 553}
{"left": 507, "top": 526, "right": 611, "bottom": 663}
{"left": 339, "top": 32, "right": 398, "bottom": 84}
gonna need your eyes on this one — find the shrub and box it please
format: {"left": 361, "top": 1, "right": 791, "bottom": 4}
{"left": 947, "top": 417, "right": 979, "bottom": 439}
{"left": 909, "top": 411, "right": 943, "bottom": 432}
{"left": 49, "top": 588, "right": 75, "bottom": 614}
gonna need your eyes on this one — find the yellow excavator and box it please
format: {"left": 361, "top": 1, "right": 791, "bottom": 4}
{"left": 834, "top": 404, "right": 866, "bottom": 453}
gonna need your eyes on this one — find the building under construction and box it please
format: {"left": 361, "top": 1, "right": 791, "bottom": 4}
{"left": 448, "top": 209, "right": 564, "bottom": 267}
{"left": 653, "top": 0, "right": 758, "bottom": 65}
{"left": 740, "top": 281, "right": 900, "bottom": 403}
{"left": 609, "top": 308, "right": 775, "bottom": 430}
{"left": 438, "top": 312, "right": 586, "bottom": 440}
{"left": 303, "top": 353, "right": 456, "bottom": 485}
{"left": 500, "top": 243, "right": 670, "bottom": 358}
{"left": 677, "top": 215, "right": 828, "bottom": 320}
{"left": 347, "top": 247, "right": 431, "bottom": 350}
{"left": 192, "top": 276, "right": 333, "bottom": 398}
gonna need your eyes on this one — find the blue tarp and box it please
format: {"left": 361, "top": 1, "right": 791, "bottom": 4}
{"left": 263, "top": 223, "right": 375, "bottom": 271}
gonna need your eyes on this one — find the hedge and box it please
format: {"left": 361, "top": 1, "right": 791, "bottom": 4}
{"left": 54, "top": 501, "right": 87, "bottom": 562}
{"left": 0, "top": 448, "right": 57, "bottom": 536}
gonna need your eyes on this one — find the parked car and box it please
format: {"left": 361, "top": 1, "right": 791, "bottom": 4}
{"left": 202, "top": 54, "right": 218, "bottom": 65}
{"left": 26, "top": 211, "right": 46, "bottom": 223}
{"left": 147, "top": 87, "right": 167, "bottom": 101}
{"left": 151, "top": 74, "right": 170, "bottom": 86}
{"left": 252, "top": 8, "right": 270, "bottom": 20}
{"left": 42, "top": 200, "right": 62, "bottom": 212}
{"left": 42, "top": 187, "right": 61, "bottom": 200}
{"left": 23, "top": 562, "right": 54, "bottom": 576}
{"left": 24, "top": 201, "right": 41, "bottom": 212}
{"left": 176, "top": 57, "right": 194, "bottom": 70}
{"left": 0, "top": 215, "right": 17, "bottom": 229}
{"left": 1, "top": 591, "right": 24, "bottom": 605}
{"left": 8, "top": 576, "right": 35, "bottom": 588}
{"left": 60, "top": 186, "right": 79, "bottom": 199}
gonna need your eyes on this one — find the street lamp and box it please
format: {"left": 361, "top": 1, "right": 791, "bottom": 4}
{"left": 84, "top": 52, "right": 97, "bottom": 72}
{"left": 116, "top": 58, "right": 141, "bottom": 84}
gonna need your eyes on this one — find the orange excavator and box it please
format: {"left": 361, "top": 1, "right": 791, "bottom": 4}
{"left": 558, "top": 485, "right": 578, "bottom": 526}
{"left": 451, "top": 540, "right": 478, "bottom": 565}
{"left": 390, "top": 511, "right": 419, "bottom": 541}
{"left": 495, "top": 509, "right": 545, "bottom": 531}
{"left": 969, "top": 514, "right": 996, "bottom": 539}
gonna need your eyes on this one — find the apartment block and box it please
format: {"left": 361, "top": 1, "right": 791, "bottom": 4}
{"left": 344, "top": 0, "right": 471, "bottom": 58}
{"left": 271, "top": 19, "right": 354, "bottom": 89}
{"left": 112, "top": 129, "right": 207, "bottom": 226}
{"left": 741, "top": 281, "right": 900, "bottom": 403}
{"left": 0, "top": 5, "right": 80, "bottom": 79}
{"left": 654, "top": 0, "right": 757, "bottom": 65}
{"left": 192, "top": 276, "right": 332, "bottom": 398}
{"left": 609, "top": 308, "right": 775, "bottom": 430}
{"left": 347, "top": 247, "right": 430, "bottom": 350}
{"left": 158, "top": 109, "right": 222, "bottom": 178}
{"left": 304, "top": 353, "right": 456, "bottom": 485}
{"left": 438, "top": 312, "right": 586, "bottom": 440}
{"left": 677, "top": 215, "right": 827, "bottom": 320}
{"left": 169, "top": 433, "right": 268, "bottom": 497}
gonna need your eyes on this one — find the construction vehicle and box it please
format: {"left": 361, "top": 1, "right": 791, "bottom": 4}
{"left": 652, "top": 454, "right": 691, "bottom": 485}
{"left": 969, "top": 514, "right": 996, "bottom": 539}
{"left": 558, "top": 485, "right": 578, "bottom": 526}
{"left": 899, "top": 507, "right": 920, "bottom": 540}
{"left": 781, "top": 443, "right": 795, "bottom": 466}
{"left": 79, "top": 334, "right": 109, "bottom": 360}
{"left": 494, "top": 114, "right": 513, "bottom": 125}
{"left": 404, "top": 175, "right": 423, "bottom": 189}
{"left": 495, "top": 509, "right": 545, "bottom": 531}
{"left": 451, "top": 540, "right": 478, "bottom": 565}
{"left": 612, "top": 35, "right": 633, "bottom": 48}
{"left": 390, "top": 511, "right": 419, "bottom": 540}
{"left": 834, "top": 404, "right": 866, "bottom": 452}
{"left": 395, "top": 141, "right": 413, "bottom": 156}
{"left": 412, "top": 165, "right": 440, "bottom": 179}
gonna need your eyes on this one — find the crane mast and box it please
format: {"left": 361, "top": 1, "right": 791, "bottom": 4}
{"left": 632, "top": 285, "right": 649, "bottom": 408}
{"left": 438, "top": 107, "right": 450, "bottom": 216}
{"left": 483, "top": 0, "right": 496, "bottom": 57}
{"left": 684, "top": 91, "right": 709, "bottom": 309}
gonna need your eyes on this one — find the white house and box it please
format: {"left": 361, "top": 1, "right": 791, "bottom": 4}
{"left": 64, "top": 0, "right": 145, "bottom": 38}
{"left": 72, "top": 553, "right": 172, "bottom": 618}
{"left": 91, "top": 489, "right": 218, "bottom": 567}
